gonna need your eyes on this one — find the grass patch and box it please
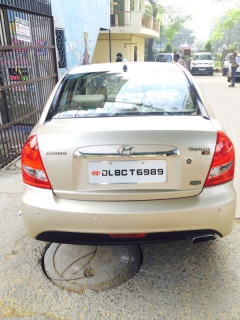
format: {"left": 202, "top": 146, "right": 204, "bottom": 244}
{"left": 214, "top": 61, "right": 221, "bottom": 68}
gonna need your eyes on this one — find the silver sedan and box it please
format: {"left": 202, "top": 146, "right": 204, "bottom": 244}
{"left": 21, "top": 62, "right": 236, "bottom": 245}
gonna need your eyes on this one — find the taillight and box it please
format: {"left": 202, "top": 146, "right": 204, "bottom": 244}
{"left": 21, "top": 135, "right": 52, "bottom": 189}
{"left": 204, "top": 131, "right": 235, "bottom": 187}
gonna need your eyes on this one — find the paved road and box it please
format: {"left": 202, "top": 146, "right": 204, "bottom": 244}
{"left": 0, "top": 73, "right": 240, "bottom": 320}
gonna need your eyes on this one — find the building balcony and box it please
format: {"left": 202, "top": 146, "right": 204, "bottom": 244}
{"left": 109, "top": 11, "right": 159, "bottom": 39}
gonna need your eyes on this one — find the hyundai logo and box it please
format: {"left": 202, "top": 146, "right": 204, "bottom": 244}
{"left": 91, "top": 171, "right": 101, "bottom": 176}
{"left": 117, "top": 145, "right": 136, "bottom": 155}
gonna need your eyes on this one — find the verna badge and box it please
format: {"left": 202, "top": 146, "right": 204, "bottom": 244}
{"left": 188, "top": 147, "right": 210, "bottom": 155}
{"left": 117, "top": 146, "right": 136, "bottom": 156}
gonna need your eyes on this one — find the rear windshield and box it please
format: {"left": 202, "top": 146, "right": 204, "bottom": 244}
{"left": 193, "top": 54, "right": 212, "bottom": 60}
{"left": 156, "top": 54, "right": 173, "bottom": 62}
{"left": 50, "top": 70, "right": 199, "bottom": 119}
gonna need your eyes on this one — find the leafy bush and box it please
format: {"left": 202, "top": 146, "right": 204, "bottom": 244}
{"left": 213, "top": 53, "right": 222, "bottom": 61}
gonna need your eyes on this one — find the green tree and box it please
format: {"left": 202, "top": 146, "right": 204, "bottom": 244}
{"left": 159, "top": 4, "right": 192, "bottom": 47}
{"left": 164, "top": 17, "right": 185, "bottom": 45}
{"left": 163, "top": 43, "right": 173, "bottom": 53}
{"left": 194, "top": 39, "right": 206, "bottom": 51}
{"left": 172, "top": 26, "right": 195, "bottom": 48}
{"left": 212, "top": 8, "right": 240, "bottom": 50}
{"left": 114, "top": 0, "right": 135, "bottom": 10}
{"left": 146, "top": 0, "right": 161, "bottom": 61}
{"left": 228, "top": 42, "right": 238, "bottom": 51}
{"left": 145, "top": 1, "right": 193, "bottom": 60}
{"left": 205, "top": 40, "right": 212, "bottom": 52}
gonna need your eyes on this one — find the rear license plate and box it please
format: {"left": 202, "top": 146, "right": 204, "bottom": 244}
{"left": 88, "top": 160, "right": 167, "bottom": 184}
{"left": 199, "top": 68, "right": 206, "bottom": 71}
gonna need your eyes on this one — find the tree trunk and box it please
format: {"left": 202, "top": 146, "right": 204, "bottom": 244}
{"left": 147, "top": 38, "right": 155, "bottom": 61}
{"left": 146, "top": 0, "right": 159, "bottom": 61}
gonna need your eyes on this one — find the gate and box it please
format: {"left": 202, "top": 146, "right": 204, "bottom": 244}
{"left": 0, "top": 0, "right": 58, "bottom": 168}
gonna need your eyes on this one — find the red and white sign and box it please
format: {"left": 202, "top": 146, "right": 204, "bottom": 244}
{"left": 15, "top": 17, "right": 31, "bottom": 43}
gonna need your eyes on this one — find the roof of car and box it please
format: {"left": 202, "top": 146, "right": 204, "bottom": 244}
{"left": 156, "top": 53, "right": 174, "bottom": 55}
{"left": 67, "top": 62, "right": 183, "bottom": 75}
{"left": 227, "top": 53, "right": 240, "bottom": 57}
{"left": 193, "top": 52, "right": 211, "bottom": 54}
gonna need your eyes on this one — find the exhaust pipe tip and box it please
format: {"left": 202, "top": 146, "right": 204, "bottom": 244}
{"left": 191, "top": 234, "right": 216, "bottom": 244}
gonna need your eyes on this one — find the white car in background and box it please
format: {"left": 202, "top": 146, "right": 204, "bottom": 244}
{"left": 222, "top": 53, "right": 232, "bottom": 76}
{"left": 155, "top": 53, "right": 174, "bottom": 62}
{"left": 21, "top": 62, "right": 236, "bottom": 245}
{"left": 190, "top": 52, "right": 214, "bottom": 75}
{"left": 227, "top": 54, "right": 240, "bottom": 82}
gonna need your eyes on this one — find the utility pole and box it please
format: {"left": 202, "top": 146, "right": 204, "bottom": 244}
{"left": 209, "top": 0, "right": 214, "bottom": 38}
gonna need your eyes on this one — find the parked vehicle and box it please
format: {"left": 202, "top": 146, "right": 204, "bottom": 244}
{"left": 155, "top": 53, "right": 174, "bottom": 62}
{"left": 222, "top": 53, "right": 232, "bottom": 76}
{"left": 190, "top": 52, "right": 214, "bottom": 75}
{"left": 227, "top": 54, "right": 240, "bottom": 82}
{"left": 21, "top": 62, "right": 236, "bottom": 245}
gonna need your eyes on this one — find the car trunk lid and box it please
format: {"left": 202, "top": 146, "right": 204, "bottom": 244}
{"left": 37, "top": 116, "right": 217, "bottom": 201}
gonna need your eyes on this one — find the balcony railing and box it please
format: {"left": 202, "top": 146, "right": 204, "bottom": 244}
{"left": 111, "top": 11, "right": 159, "bottom": 33}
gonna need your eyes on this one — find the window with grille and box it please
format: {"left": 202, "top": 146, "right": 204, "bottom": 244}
{"left": 55, "top": 28, "right": 67, "bottom": 68}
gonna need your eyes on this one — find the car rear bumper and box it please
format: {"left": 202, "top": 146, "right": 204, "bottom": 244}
{"left": 191, "top": 67, "right": 213, "bottom": 74}
{"left": 223, "top": 67, "right": 229, "bottom": 74}
{"left": 21, "top": 181, "right": 236, "bottom": 244}
{"left": 229, "top": 70, "right": 240, "bottom": 78}
{"left": 236, "top": 71, "right": 240, "bottom": 78}
{"left": 36, "top": 229, "right": 221, "bottom": 245}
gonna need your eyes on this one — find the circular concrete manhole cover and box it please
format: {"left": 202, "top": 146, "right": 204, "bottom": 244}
{"left": 43, "top": 243, "right": 142, "bottom": 292}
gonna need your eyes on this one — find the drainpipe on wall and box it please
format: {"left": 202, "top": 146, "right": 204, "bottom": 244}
{"left": 109, "top": 29, "right": 112, "bottom": 62}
